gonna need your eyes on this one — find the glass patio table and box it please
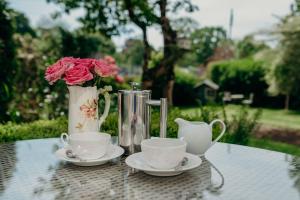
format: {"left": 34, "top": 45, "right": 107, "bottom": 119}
{"left": 0, "top": 137, "right": 299, "bottom": 200}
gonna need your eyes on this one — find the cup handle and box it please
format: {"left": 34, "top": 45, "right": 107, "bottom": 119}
{"left": 60, "top": 133, "right": 69, "bottom": 147}
{"left": 210, "top": 119, "right": 226, "bottom": 146}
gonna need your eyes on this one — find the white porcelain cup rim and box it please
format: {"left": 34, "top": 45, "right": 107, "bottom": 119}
{"left": 141, "top": 138, "right": 187, "bottom": 170}
{"left": 60, "top": 132, "right": 111, "bottom": 146}
{"left": 141, "top": 138, "right": 187, "bottom": 149}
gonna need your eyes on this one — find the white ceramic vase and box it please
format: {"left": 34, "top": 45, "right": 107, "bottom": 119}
{"left": 67, "top": 86, "right": 111, "bottom": 134}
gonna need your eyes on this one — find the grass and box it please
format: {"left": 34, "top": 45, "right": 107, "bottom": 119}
{"left": 182, "top": 105, "right": 300, "bottom": 130}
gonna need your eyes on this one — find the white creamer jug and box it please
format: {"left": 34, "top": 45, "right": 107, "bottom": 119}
{"left": 175, "top": 118, "right": 226, "bottom": 155}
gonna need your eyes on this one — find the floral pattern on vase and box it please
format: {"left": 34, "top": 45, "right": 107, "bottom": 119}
{"left": 75, "top": 99, "right": 98, "bottom": 130}
{"left": 80, "top": 99, "right": 98, "bottom": 120}
{"left": 68, "top": 86, "right": 110, "bottom": 134}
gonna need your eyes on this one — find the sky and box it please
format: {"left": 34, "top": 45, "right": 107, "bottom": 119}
{"left": 8, "top": 0, "right": 293, "bottom": 49}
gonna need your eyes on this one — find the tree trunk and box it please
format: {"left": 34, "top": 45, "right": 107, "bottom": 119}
{"left": 285, "top": 94, "right": 290, "bottom": 110}
{"left": 142, "top": 27, "right": 150, "bottom": 73}
{"left": 124, "top": 0, "right": 181, "bottom": 105}
{"left": 142, "top": 0, "right": 178, "bottom": 105}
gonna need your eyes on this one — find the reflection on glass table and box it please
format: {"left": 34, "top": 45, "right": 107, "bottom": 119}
{"left": 0, "top": 138, "right": 299, "bottom": 200}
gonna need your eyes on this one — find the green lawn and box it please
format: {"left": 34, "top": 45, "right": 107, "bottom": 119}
{"left": 181, "top": 105, "right": 300, "bottom": 130}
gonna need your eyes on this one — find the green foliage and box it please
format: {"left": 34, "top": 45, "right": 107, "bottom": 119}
{"left": 171, "top": 17, "right": 199, "bottom": 38}
{"left": 150, "top": 108, "right": 193, "bottom": 138}
{"left": 209, "top": 59, "right": 268, "bottom": 96}
{"left": 117, "top": 39, "right": 145, "bottom": 70}
{"left": 47, "top": 0, "right": 125, "bottom": 36}
{"left": 173, "top": 67, "right": 199, "bottom": 106}
{"left": 7, "top": 25, "right": 117, "bottom": 122}
{"left": 60, "top": 29, "right": 115, "bottom": 57}
{"left": 0, "top": 1, "right": 17, "bottom": 122}
{"left": 271, "top": 15, "right": 300, "bottom": 99}
{"left": 10, "top": 11, "right": 36, "bottom": 36}
{"left": 225, "top": 107, "right": 262, "bottom": 145}
{"left": 101, "top": 112, "right": 118, "bottom": 136}
{"left": 148, "top": 51, "right": 163, "bottom": 69}
{"left": 0, "top": 106, "right": 258, "bottom": 144}
{"left": 189, "top": 26, "right": 227, "bottom": 64}
{"left": 0, "top": 117, "right": 67, "bottom": 143}
{"left": 236, "top": 35, "right": 268, "bottom": 58}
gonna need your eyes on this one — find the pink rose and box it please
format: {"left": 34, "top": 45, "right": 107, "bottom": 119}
{"left": 45, "top": 57, "right": 77, "bottom": 84}
{"left": 64, "top": 64, "right": 93, "bottom": 85}
{"left": 115, "top": 75, "right": 124, "bottom": 83}
{"left": 104, "top": 56, "right": 116, "bottom": 65}
{"left": 60, "top": 57, "right": 77, "bottom": 68}
{"left": 76, "top": 58, "right": 95, "bottom": 70}
{"left": 94, "top": 59, "right": 119, "bottom": 77}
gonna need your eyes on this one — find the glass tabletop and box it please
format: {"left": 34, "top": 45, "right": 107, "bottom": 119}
{"left": 0, "top": 138, "right": 299, "bottom": 200}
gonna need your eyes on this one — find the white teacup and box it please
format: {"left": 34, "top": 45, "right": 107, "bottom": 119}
{"left": 141, "top": 138, "right": 187, "bottom": 170}
{"left": 60, "top": 132, "right": 111, "bottom": 160}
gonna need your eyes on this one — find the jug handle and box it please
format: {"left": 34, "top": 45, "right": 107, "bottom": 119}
{"left": 98, "top": 86, "right": 111, "bottom": 131}
{"left": 210, "top": 119, "right": 226, "bottom": 146}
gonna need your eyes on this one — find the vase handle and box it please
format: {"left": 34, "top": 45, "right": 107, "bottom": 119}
{"left": 98, "top": 86, "right": 112, "bottom": 131}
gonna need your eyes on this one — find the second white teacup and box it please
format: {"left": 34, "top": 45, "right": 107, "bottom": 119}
{"left": 141, "top": 138, "right": 187, "bottom": 170}
{"left": 61, "top": 132, "right": 111, "bottom": 160}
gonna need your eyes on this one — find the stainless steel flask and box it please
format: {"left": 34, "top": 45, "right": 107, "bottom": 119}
{"left": 118, "top": 82, "right": 167, "bottom": 155}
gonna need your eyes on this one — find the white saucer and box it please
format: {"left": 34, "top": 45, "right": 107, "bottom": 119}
{"left": 55, "top": 145, "right": 124, "bottom": 166}
{"left": 125, "top": 152, "right": 202, "bottom": 176}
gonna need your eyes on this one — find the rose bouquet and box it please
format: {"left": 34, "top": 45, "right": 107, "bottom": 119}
{"left": 45, "top": 56, "right": 121, "bottom": 86}
{"left": 44, "top": 56, "right": 122, "bottom": 133}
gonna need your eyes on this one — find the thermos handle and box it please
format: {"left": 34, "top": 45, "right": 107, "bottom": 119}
{"left": 146, "top": 98, "right": 168, "bottom": 138}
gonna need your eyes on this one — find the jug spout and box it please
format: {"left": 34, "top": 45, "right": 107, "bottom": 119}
{"left": 174, "top": 118, "right": 188, "bottom": 127}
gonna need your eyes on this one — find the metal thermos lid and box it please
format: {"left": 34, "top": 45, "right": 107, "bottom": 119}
{"left": 118, "top": 82, "right": 151, "bottom": 94}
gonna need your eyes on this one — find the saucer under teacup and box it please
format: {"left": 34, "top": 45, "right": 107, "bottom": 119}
{"left": 55, "top": 145, "right": 124, "bottom": 166}
{"left": 125, "top": 152, "right": 202, "bottom": 176}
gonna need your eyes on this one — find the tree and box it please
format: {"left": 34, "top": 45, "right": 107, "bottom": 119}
{"left": 271, "top": 15, "right": 300, "bottom": 110}
{"left": 10, "top": 11, "right": 36, "bottom": 36}
{"left": 171, "top": 17, "right": 199, "bottom": 38}
{"left": 11, "top": 25, "right": 116, "bottom": 121}
{"left": 118, "top": 39, "right": 146, "bottom": 73}
{"left": 236, "top": 35, "right": 268, "bottom": 58}
{"left": 189, "top": 27, "right": 227, "bottom": 66}
{"left": 0, "top": 0, "right": 17, "bottom": 121}
{"left": 47, "top": 0, "right": 198, "bottom": 105}
{"left": 210, "top": 59, "right": 267, "bottom": 97}
{"left": 60, "top": 29, "right": 115, "bottom": 57}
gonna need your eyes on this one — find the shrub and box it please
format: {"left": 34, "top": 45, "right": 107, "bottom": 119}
{"left": 0, "top": 113, "right": 120, "bottom": 143}
{"left": 0, "top": 117, "right": 68, "bottom": 143}
{"left": 209, "top": 59, "right": 268, "bottom": 105}
{"left": 173, "top": 67, "right": 199, "bottom": 106}
{"left": 0, "top": 106, "right": 261, "bottom": 147}
{"left": 151, "top": 106, "right": 225, "bottom": 139}
{"left": 224, "top": 106, "right": 262, "bottom": 145}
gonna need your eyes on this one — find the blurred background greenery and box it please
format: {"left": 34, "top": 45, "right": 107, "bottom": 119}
{"left": 0, "top": 0, "right": 299, "bottom": 155}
